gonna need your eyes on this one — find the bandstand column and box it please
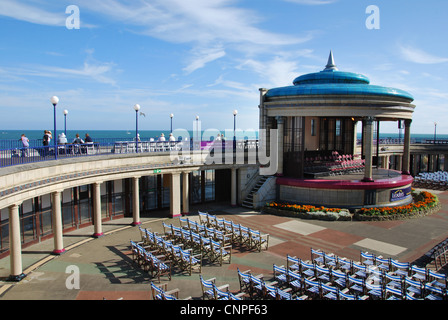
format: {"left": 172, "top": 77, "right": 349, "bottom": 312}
{"left": 132, "top": 177, "right": 141, "bottom": 226}
{"left": 8, "top": 203, "right": 25, "bottom": 281}
{"left": 231, "top": 167, "right": 237, "bottom": 207}
{"left": 93, "top": 182, "right": 103, "bottom": 237}
{"left": 52, "top": 191, "right": 65, "bottom": 255}
{"left": 182, "top": 171, "right": 190, "bottom": 215}
{"left": 276, "top": 116, "right": 284, "bottom": 176}
{"left": 402, "top": 119, "right": 412, "bottom": 175}
{"left": 362, "top": 117, "right": 375, "bottom": 182}
{"left": 170, "top": 172, "right": 181, "bottom": 217}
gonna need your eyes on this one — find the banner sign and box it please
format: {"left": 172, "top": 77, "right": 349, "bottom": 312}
{"left": 390, "top": 186, "right": 412, "bottom": 202}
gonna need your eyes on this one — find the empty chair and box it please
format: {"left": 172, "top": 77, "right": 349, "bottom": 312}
{"left": 321, "top": 283, "right": 339, "bottom": 300}
{"left": 311, "top": 248, "right": 325, "bottom": 265}
{"left": 199, "top": 275, "right": 218, "bottom": 300}
{"left": 375, "top": 257, "right": 391, "bottom": 272}
{"left": 304, "top": 278, "right": 322, "bottom": 299}
{"left": 390, "top": 259, "right": 410, "bottom": 277}
{"left": 237, "top": 268, "right": 252, "bottom": 293}
{"left": 348, "top": 275, "right": 366, "bottom": 295}
{"left": 273, "top": 264, "right": 288, "bottom": 286}
{"left": 385, "top": 285, "right": 404, "bottom": 300}
{"left": 360, "top": 251, "right": 376, "bottom": 266}
{"left": 288, "top": 271, "right": 303, "bottom": 294}
{"left": 366, "top": 281, "right": 384, "bottom": 300}
{"left": 410, "top": 265, "right": 427, "bottom": 282}
{"left": 404, "top": 277, "right": 424, "bottom": 299}
{"left": 428, "top": 269, "right": 447, "bottom": 289}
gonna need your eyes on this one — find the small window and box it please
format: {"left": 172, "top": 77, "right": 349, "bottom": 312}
{"left": 311, "top": 119, "right": 316, "bottom": 136}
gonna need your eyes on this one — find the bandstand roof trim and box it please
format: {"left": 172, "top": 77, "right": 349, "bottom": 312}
{"left": 266, "top": 52, "right": 414, "bottom": 102}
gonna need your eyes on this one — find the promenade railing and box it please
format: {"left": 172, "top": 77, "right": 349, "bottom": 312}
{"left": 0, "top": 139, "right": 259, "bottom": 168}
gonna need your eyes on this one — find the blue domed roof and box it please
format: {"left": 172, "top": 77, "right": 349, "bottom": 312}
{"left": 266, "top": 52, "right": 414, "bottom": 102}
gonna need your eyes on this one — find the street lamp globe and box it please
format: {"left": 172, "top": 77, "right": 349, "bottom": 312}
{"left": 233, "top": 109, "right": 238, "bottom": 116}
{"left": 63, "top": 109, "right": 68, "bottom": 115}
{"left": 50, "top": 96, "right": 59, "bottom": 106}
{"left": 134, "top": 104, "right": 141, "bottom": 112}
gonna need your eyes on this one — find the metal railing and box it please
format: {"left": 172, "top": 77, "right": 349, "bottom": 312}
{"left": 0, "top": 139, "right": 260, "bottom": 169}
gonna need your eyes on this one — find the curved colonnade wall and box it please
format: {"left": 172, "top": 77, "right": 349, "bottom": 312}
{"left": 0, "top": 151, "right": 257, "bottom": 280}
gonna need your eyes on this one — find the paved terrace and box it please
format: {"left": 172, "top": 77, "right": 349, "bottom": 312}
{"left": 0, "top": 188, "right": 447, "bottom": 302}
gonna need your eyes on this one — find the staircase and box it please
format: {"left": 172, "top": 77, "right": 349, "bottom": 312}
{"left": 241, "top": 176, "right": 269, "bottom": 209}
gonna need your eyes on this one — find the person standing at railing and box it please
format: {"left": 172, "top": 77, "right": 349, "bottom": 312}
{"left": 42, "top": 130, "right": 51, "bottom": 156}
{"left": 19, "top": 134, "right": 29, "bottom": 157}
{"left": 158, "top": 133, "right": 166, "bottom": 142}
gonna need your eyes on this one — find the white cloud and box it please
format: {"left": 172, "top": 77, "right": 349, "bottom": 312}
{"left": 0, "top": 0, "right": 95, "bottom": 28}
{"left": 183, "top": 46, "right": 226, "bottom": 74}
{"left": 1, "top": 61, "right": 117, "bottom": 86}
{"left": 283, "top": 0, "right": 338, "bottom": 5}
{"left": 399, "top": 45, "right": 448, "bottom": 64}
{"left": 0, "top": 0, "right": 65, "bottom": 26}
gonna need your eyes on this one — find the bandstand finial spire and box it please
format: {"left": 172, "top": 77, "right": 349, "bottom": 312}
{"left": 324, "top": 50, "right": 338, "bottom": 71}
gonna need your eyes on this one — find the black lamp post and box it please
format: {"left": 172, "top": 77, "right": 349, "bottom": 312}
{"left": 50, "top": 96, "right": 59, "bottom": 160}
{"left": 63, "top": 109, "right": 68, "bottom": 136}
{"left": 233, "top": 109, "right": 238, "bottom": 151}
{"left": 134, "top": 104, "right": 141, "bottom": 152}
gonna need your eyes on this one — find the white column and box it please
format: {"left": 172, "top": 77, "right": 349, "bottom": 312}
{"left": 8, "top": 203, "right": 25, "bottom": 281}
{"left": 231, "top": 167, "right": 237, "bottom": 207}
{"left": 276, "top": 116, "right": 284, "bottom": 176}
{"left": 132, "top": 177, "right": 141, "bottom": 226}
{"left": 362, "top": 117, "right": 374, "bottom": 182}
{"left": 182, "top": 171, "right": 190, "bottom": 215}
{"left": 170, "top": 172, "right": 181, "bottom": 217}
{"left": 93, "top": 182, "right": 103, "bottom": 237}
{"left": 52, "top": 191, "right": 65, "bottom": 255}
{"left": 402, "top": 119, "right": 412, "bottom": 175}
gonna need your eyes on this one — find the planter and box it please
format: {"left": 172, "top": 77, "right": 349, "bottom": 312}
{"left": 262, "top": 206, "right": 352, "bottom": 221}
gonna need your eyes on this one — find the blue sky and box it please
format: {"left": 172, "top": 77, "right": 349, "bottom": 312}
{"left": 0, "top": 0, "right": 447, "bottom": 134}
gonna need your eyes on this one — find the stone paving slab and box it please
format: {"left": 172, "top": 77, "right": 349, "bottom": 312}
{"left": 0, "top": 190, "right": 447, "bottom": 302}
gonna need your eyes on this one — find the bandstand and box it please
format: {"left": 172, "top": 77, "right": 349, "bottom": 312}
{"left": 259, "top": 52, "right": 416, "bottom": 209}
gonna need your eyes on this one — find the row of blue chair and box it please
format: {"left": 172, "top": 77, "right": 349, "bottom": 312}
{"left": 198, "top": 211, "right": 269, "bottom": 252}
{"left": 236, "top": 268, "right": 303, "bottom": 300}
{"left": 130, "top": 240, "right": 172, "bottom": 282}
{"left": 150, "top": 282, "right": 192, "bottom": 300}
{"left": 161, "top": 222, "right": 232, "bottom": 267}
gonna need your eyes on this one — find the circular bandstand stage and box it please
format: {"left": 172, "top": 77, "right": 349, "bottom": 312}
{"left": 276, "top": 169, "right": 414, "bottom": 210}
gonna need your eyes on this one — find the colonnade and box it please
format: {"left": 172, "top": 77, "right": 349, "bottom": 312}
{"left": 6, "top": 168, "right": 239, "bottom": 281}
{"left": 273, "top": 116, "right": 412, "bottom": 181}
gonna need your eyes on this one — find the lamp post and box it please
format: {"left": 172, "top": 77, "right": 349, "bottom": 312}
{"left": 233, "top": 109, "right": 238, "bottom": 151}
{"left": 434, "top": 122, "right": 437, "bottom": 144}
{"left": 196, "top": 115, "right": 199, "bottom": 150}
{"left": 134, "top": 104, "right": 141, "bottom": 152}
{"left": 170, "top": 113, "right": 174, "bottom": 134}
{"left": 63, "top": 109, "right": 68, "bottom": 136}
{"left": 50, "top": 96, "right": 59, "bottom": 160}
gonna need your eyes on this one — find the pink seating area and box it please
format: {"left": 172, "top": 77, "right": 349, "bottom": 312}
{"left": 305, "top": 152, "right": 365, "bottom": 177}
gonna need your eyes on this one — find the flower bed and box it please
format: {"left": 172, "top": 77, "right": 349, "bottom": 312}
{"left": 262, "top": 191, "right": 439, "bottom": 222}
{"left": 262, "top": 203, "right": 352, "bottom": 221}
{"left": 354, "top": 190, "right": 440, "bottom": 221}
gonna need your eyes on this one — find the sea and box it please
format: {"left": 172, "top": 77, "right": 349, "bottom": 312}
{"left": 2, "top": 129, "right": 448, "bottom": 149}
